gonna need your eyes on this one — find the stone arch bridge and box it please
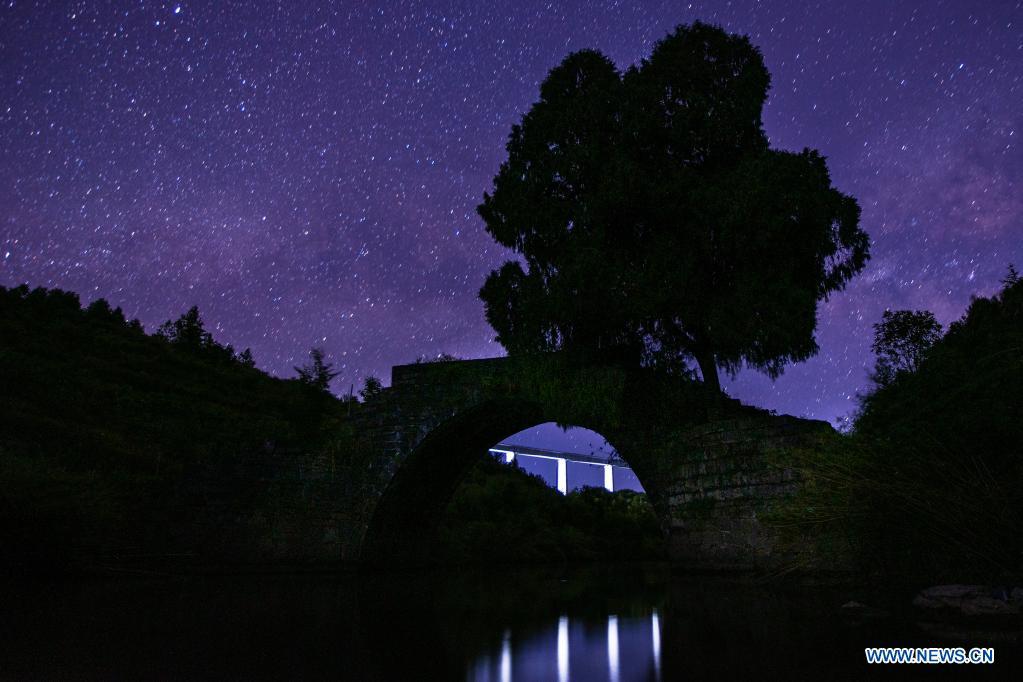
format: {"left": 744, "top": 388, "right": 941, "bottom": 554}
{"left": 330, "top": 356, "right": 833, "bottom": 571}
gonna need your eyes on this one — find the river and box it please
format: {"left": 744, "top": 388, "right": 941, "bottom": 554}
{"left": 2, "top": 565, "right": 1018, "bottom": 680}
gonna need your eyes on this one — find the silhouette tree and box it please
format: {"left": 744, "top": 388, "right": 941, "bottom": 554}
{"left": 84, "top": 298, "right": 126, "bottom": 325}
{"left": 359, "top": 375, "right": 382, "bottom": 402}
{"left": 870, "top": 309, "right": 943, "bottom": 387}
{"left": 157, "top": 305, "right": 242, "bottom": 364}
{"left": 294, "top": 347, "right": 339, "bottom": 392}
{"left": 157, "top": 306, "right": 213, "bottom": 350}
{"left": 237, "top": 348, "right": 256, "bottom": 368}
{"left": 478, "top": 22, "right": 870, "bottom": 392}
{"left": 1001, "top": 263, "right": 1020, "bottom": 288}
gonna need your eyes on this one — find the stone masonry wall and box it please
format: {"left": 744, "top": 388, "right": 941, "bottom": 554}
{"left": 351, "top": 358, "right": 835, "bottom": 571}
{"left": 659, "top": 415, "right": 831, "bottom": 571}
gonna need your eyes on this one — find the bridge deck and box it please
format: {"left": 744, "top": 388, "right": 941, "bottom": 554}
{"left": 490, "top": 443, "right": 625, "bottom": 467}
{"left": 488, "top": 443, "right": 629, "bottom": 494}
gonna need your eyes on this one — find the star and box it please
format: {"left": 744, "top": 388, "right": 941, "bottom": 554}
{"left": 0, "top": 1, "right": 1019, "bottom": 428}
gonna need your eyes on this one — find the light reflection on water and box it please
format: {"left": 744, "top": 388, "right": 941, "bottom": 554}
{"left": 2, "top": 567, "right": 1020, "bottom": 680}
{"left": 558, "top": 615, "right": 569, "bottom": 682}
{"left": 469, "top": 610, "right": 661, "bottom": 682}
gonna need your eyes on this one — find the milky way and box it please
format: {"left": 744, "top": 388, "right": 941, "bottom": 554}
{"left": 1, "top": 1, "right": 1020, "bottom": 425}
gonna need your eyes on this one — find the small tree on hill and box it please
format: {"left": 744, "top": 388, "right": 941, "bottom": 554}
{"left": 237, "top": 348, "right": 256, "bottom": 368}
{"left": 1001, "top": 263, "right": 1020, "bottom": 288}
{"left": 157, "top": 305, "right": 246, "bottom": 365}
{"left": 295, "top": 347, "right": 339, "bottom": 393}
{"left": 359, "top": 375, "right": 383, "bottom": 402}
{"left": 157, "top": 306, "right": 214, "bottom": 350}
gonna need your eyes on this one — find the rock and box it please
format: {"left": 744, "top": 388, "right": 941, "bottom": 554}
{"left": 918, "top": 621, "right": 1023, "bottom": 642}
{"left": 913, "top": 594, "right": 946, "bottom": 609}
{"left": 919, "top": 584, "right": 987, "bottom": 600}
{"left": 914, "top": 585, "right": 1022, "bottom": 616}
{"left": 961, "top": 596, "right": 1019, "bottom": 616}
{"left": 840, "top": 600, "right": 888, "bottom": 618}
{"left": 913, "top": 584, "right": 985, "bottom": 610}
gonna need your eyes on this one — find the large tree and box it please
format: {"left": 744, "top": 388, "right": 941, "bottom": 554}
{"left": 478, "top": 23, "right": 870, "bottom": 391}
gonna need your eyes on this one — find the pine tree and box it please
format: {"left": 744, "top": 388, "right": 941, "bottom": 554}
{"left": 294, "top": 347, "right": 339, "bottom": 392}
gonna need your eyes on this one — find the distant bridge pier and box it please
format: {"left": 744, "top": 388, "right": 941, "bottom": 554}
{"left": 489, "top": 444, "right": 629, "bottom": 494}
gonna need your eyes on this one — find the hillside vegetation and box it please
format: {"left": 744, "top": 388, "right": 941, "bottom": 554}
{"left": 0, "top": 284, "right": 341, "bottom": 568}
{"left": 773, "top": 275, "right": 1023, "bottom": 579}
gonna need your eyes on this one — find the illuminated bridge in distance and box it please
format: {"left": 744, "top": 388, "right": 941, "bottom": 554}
{"left": 488, "top": 443, "right": 641, "bottom": 495}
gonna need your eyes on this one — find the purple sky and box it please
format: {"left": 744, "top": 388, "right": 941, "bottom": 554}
{"left": 2, "top": 1, "right": 1020, "bottom": 426}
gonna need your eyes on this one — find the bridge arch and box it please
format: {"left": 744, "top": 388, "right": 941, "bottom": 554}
{"left": 354, "top": 357, "right": 833, "bottom": 570}
{"left": 360, "top": 396, "right": 663, "bottom": 563}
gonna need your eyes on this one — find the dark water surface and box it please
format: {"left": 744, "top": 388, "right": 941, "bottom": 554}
{"left": 2, "top": 565, "right": 1019, "bottom": 680}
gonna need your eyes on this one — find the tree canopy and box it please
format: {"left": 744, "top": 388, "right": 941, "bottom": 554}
{"left": 157, "top": 305, "right": 254, "bottom": 366}
{"left": 478, "top": 22, "right": 870, "bottom": 391}
{"left": 869, "top": 309, "right": 943, "bottom": 387}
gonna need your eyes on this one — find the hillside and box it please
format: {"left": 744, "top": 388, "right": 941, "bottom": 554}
{"left": 0, "top": 284, "right": 343, "bottom": 568}
{"left": 773, "top": 276, "right": 1023, "bottom": 578}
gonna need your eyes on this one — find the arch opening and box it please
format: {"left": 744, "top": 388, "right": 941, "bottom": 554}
{"left": 360, "top": 399, "right": 664, "bottom": 565}
{"left": 489, "top": 422, "right": 644, "bottom": 494}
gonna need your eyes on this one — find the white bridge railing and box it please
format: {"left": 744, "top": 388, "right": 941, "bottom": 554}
{"left": 488, "top": 443, "right": 629, "bottom": 495}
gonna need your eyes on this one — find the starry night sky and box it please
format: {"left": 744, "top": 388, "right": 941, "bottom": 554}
{"left": 2, "top": 1, "right": 1020, "bottom": 426}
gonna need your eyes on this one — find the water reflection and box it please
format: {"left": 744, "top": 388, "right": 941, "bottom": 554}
{"left": 651, "top": 609, "right": 661, "bottom": 681}
{"left": 2, "top": 566, "right": 1020, "bottom": 680}
{"left": 607, "top": 614, "right": 620, "bottom": 682}
{"left": 469, "top": 610, "right": 659, "bottom": 682}
{"left": 500, "top": 629, "right": 512, "bottom": 681}
{"left": 558, "top": 615, "right": 569, "bottom": 682}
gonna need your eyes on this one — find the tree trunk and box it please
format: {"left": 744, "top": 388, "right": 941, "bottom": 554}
{"left": 695, "top": 349, "right": 721, "bottom": 394}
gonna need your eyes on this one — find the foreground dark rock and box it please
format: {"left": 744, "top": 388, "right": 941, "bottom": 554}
{"left": 839, "top": 600, "right": 889, "bottom": 618}
{"left": 913, "top": 584, "right": 1022, "bottom": 616}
